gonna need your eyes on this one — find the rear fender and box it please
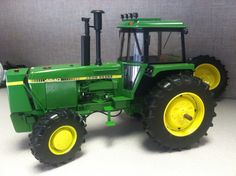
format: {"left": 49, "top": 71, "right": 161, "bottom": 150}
{"left": 149, "top": 63, "right": 194, "bottom": 77}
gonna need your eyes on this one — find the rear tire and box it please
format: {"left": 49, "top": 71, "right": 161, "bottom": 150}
{"left": 190, "top": 55, "right": 228, "bottom": 98}
{"left": 29, "top": 109, "right": 86, "bottom": 166}
{"left": 143, "top": 74, "right": 216, "bottom": 150}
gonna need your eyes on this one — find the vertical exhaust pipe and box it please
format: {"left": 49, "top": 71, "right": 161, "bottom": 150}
{"left": 81, "top": 18, "right": 90, "bottom": 66}
{"left": 91, "top": 10, "right": 104, "bottom": 65}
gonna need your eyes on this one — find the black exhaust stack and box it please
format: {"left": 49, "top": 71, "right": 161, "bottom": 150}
{"left": 81, "top": 17, "right": 90, "bottom": 66}
{"left": 91, "top": 10, "right": 104, "bottom": 65}
{"left": 81, "top": 10, "right": 104, "bottom": 66}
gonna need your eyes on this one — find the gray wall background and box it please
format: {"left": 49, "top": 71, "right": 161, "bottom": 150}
{"left": 0, "top": 0, "right": 235, "bottom": 98}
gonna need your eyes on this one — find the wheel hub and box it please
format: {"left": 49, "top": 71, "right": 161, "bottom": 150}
{"left": 164, "top": 92, "right": 205, "bottom": 137}
{"left": 48, "top": 125, "right": 77, "bottom": 155}
{"left": 194, "top": 64, "right": 221, "bottom": 90}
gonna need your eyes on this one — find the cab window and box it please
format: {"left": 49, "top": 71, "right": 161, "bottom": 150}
{"left": 119, "top": 32, "right": 144, "bottom": 63}
{"left": 148, "top": 32, "right": 183, "bottom": 63}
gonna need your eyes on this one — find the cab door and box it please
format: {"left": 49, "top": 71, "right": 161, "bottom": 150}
{"left": 118, "top": 31, "right": 147, "bottom": 98}
{"left": 121, "top": 62, "right": 147, "bottom": 99}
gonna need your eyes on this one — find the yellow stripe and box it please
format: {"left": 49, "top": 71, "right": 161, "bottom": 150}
{"left": 77, "top": 77, "right": 87, "bottom": 81}
{"left": 28, "top": 80, "right": 37, "bottom": 83}
{"left": 28, "top": 75, "right": 122, "bottom": 83}
{"left": 6, "top": 81, "right": 24, "bottom": 86}
{"left": 112, "top": 75, "right": 122, "bottom": 79}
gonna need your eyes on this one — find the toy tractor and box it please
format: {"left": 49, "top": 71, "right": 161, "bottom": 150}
{"left": 6, "top": 10, "right": 227, "bottom": 166}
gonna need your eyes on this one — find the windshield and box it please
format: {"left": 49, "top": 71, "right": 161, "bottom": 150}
{"left": 119, "top": 30, "right": 184, "bottom": 64}
{"left": 119, "top": 32, "right": 144, "bottom": 62}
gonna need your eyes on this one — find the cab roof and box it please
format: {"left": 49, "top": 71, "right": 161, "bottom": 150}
{"left": 118, "top": 18, "right": 186, "bottom": 29}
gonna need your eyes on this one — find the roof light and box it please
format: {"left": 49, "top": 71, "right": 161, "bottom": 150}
{"left": 133, "top": 13, "right": 138, "bottom": 19}
{"left": 121, "top": 14, "right": 125, "bottom": 21}
{"left": 121, "top": 13, "right": 139, "bottom": 20}
{"left": 129, "top": 13, "right": 133, "bottom": 19}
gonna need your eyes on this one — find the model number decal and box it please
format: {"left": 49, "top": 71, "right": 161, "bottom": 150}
{"left": 28, "top": 75, "right": 122, "bottom": 84}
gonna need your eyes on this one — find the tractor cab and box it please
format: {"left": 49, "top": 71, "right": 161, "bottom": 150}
{"left": 118, "top": 14, "right": 188, "bottom": 64}
{"left": 117, "top": 13, "right": 189, "bottom": 90}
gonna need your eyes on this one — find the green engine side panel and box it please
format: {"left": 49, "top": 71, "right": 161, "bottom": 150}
{"left": 7, "top": 85, "right": 32, "bottom": 113}
{"left": 6, "top": 68, "right": 32, "bottom": 113}
{"left": 30, "top": 83, "right": 46, "bottom": 110}
{"left": 27, "top": 63, "right": 122, "bottom": 111}
{"left": 46, "top": 81, "right": 77, "bottom": 109}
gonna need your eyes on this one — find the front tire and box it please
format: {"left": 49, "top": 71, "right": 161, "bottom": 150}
{"left": 143, "top": 74, "right": 216, "bottom": 150}
{"left": 29, "top": 109, "right": 86, "bottom": 166}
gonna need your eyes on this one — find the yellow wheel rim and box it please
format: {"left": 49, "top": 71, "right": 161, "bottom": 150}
{"left": 48, "top": 125, "right": 77, "bottom": 155}
{"left": 164, "top": 92, "right": 205, "bottom": 137}
{"left": 194, "top": 64, "right": 221, "bottom": 90}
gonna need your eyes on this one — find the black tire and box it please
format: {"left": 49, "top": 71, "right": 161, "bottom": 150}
{"left": 190, "top": 55, "right": 228, "bottom": 98}
{"left": 29, "top": 109, "right": 86, "bottom": 166}
{"left": 130, "top": 113, "right": 143, "bottom": 121}
{"left": 143, "top": 74, "right": 216, "bottom": 150}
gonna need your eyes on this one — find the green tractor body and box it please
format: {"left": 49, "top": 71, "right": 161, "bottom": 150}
{"left": 6, "top": 11, "right": 218, "bottom": 165}
{"left": 7, "top": 12, "right": 194, "bottom": 132}
{"left": 7, "top": 61, "right": 194, "bottom": 132}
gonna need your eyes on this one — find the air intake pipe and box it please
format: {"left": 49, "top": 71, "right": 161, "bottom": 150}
{"left": 81, "top": 18, "right": 90, "bottom": 66}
